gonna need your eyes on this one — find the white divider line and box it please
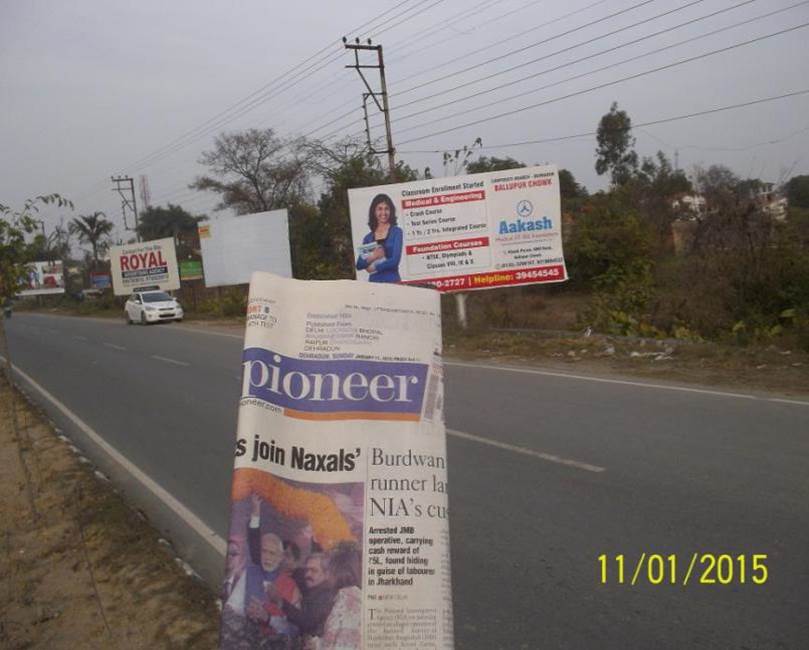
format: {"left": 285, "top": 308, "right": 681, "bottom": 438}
{"left": 445, "top": 361, "right": 758, "bottom": 400}
{"left": 447, "top": 428, "right": 606, "bottom": 473}
{"left": 151, "top": 355, "right": 190, "bottom": 367}
{"left": 1, "top": 354, "right": 227, "bottom": 556}
{"left": 103, "top": 342, "right": 127, "bottom": 351}
{"left": 768, "top": 397, "right": 809, "bottom": 407}
{"left": 171, "top": 324, "right": 243, "bottom": 340}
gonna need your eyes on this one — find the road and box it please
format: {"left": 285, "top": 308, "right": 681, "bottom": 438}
{"left": 6, "top": 312, "right": 809, "bottom": 649}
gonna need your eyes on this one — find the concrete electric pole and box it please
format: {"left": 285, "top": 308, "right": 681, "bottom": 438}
{"left": 111, "top": 175, "right": 140, "bottom": 241}
{"left": 343, "top": 38, "right": 396, "bottom": 181}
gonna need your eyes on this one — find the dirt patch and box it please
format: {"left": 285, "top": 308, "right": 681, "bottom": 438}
{"left": 445, "top": 330, "right": 809, "bottom": 397}
{"left": 0, "top": 378, "right": 220, "bottom": 649}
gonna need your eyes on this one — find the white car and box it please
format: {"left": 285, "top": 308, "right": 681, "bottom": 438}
{"left": 125, "top": 290, "right": 184, "bottom": 325}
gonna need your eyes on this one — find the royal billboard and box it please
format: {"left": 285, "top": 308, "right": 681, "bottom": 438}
{"left": 109, "top": 237, "right": 180, "bottom": 295}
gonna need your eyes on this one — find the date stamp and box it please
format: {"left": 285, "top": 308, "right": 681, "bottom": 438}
{"left": 598, "top": 553, "right": 768, "bottom": 586}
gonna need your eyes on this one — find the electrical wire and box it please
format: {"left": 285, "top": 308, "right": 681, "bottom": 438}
{"left": 396, "top": 21, "right": 809, "bottom": 145}
{"left": 396, "top": 89, "right": 809, "bottom": 153}
{"left": 392, "top": 0, "right": 661, "bottom": 97}
{"left": 389, "top": 0, "right": 801, "bottom": 134}
{"left": 125, "top": 0, "right": 436, "bottom": 171}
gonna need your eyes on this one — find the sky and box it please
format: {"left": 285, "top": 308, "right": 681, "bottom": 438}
{"left": 2, "top": 0, "right": 809, "bottom": 246}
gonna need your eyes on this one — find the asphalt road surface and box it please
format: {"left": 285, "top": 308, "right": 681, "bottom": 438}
{"left": 6, "top": 312, "right": 809, "bottom": 649}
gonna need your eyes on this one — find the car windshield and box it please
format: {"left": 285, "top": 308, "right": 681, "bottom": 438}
{"left": 142, "top": 292, "right": 172, "bottom": 303}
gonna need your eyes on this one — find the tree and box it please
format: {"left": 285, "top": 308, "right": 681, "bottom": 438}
{"left": 137, "top": 204, "right": 205, "bottom": 258}
{"left": 191, "top": 129, "right": 309, "bottom": 214}
{"left": 0, "top": 194, "right": 73, "bottom": 301}
{"left": 440, "top": 138, "right": 483, "bottom": 176}
{"left": 69, "top": 212, "right": 113, "bottom": 270}
{"left": 785, "top": 175, "right": 809, "bottom": 208}
{"left": 558, "top": 168, "right": 588, "bottom": 201}
{"left": 595, "top": 102, "right": 638, "bottom": 186}
{"left": 300, "top": 139, "right": 419, "bottom": 278}
{"left": 466, "top": 155, "right": 525, "bottom": 174}
{"left": 28, "top": 220, "right": 72, "bottom": 262}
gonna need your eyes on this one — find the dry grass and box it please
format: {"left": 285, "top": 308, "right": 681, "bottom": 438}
{"left": 0, "top": 379, "right": 220, "bottom": 649}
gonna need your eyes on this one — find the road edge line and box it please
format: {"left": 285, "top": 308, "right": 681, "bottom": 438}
{"left": 1, "top": 355, "right": 227, "bottom": 556}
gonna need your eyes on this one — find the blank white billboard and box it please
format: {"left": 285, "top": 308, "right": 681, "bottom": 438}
{"left": 198, "top": 209, "right": 292, "bottom": 288}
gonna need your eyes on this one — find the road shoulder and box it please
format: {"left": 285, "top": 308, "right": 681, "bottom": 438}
{"left": 0, "top": 378, "right": 220, "bottom": 648}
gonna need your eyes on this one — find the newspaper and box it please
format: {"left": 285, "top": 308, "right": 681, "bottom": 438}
{"left": 221, "top": 273, "right": 453, "bottom": 650}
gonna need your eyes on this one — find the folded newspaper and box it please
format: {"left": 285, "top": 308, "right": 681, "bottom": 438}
{"left": 220, "top": 273, "right": 453, "bottom": 650}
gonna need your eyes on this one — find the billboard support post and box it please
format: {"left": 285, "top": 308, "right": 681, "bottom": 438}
{"left": 455, "top": 293, "right": 468, "bottom": 329}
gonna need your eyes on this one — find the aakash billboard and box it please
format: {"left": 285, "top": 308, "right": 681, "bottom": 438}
{"left": 109, "top": 237, "right": 180, "bottom": 295}
{"left": 348, "top": 164, "right": 567, "bottom": 292}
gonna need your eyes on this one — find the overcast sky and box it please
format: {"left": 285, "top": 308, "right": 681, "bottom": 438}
{"left": 2, "top": 0, "right": 808, "bottom": 244}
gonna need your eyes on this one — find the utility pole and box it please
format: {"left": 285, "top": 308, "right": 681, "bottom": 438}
{"left": 111, "top": 175, "right": 140, "bottom": 241}
{"left": 138, "top": 174, "right": 151, "bottom": 211}
{"left": 344, "top": 38, "right": 396, "bottom": 181}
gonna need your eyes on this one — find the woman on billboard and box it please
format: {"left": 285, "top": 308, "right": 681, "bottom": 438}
{"left": 355, "top": 193, "right": 402, "bottom": 283}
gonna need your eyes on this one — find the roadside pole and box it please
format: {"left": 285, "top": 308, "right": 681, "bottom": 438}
{"left": 455, "top": 293, "right": 468, "bottom": 329}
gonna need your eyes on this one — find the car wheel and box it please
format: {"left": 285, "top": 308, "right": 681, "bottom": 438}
{"left": 140, "top": 312, "right": 147, "bottom": 325}
{"left": 125, "top": 311, "right": 133, "bottom": 325}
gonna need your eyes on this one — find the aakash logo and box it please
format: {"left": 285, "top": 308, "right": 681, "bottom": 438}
{"left": 241, "top": 348, "right": 428, "bottom": 421}
{"left": 516, "top": 200, "right": 534, "bottom": 218}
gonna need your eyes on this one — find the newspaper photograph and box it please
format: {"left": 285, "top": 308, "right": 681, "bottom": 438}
{"left": 221, "top": 273, "right": 453, "bottom": 650}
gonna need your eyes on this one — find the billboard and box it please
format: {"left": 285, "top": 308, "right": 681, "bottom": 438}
{"left": 179, "top": 260, "right": 204, "bottom": 281}
{"left": 109, "top": 237, "right": 180, "bottom": 295}
{"left": 198, "top": 210, "right": 291, "bottom": 288}
{"left": 18, "top": 260, "right": 65, "bottom": 296}
{"left": 89, "top": 272, "right": 111, "bottom": 289}
{"left": 348, "top": 164, "right": 567, "bottom": 292}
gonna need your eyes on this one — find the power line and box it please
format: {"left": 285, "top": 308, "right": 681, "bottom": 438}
{"left": 124, "top": 0, "right": 435, "bottom": 172}
{"left": 391, "top": 0, "right": 660, "bottom": 98}
{"left": 396, "top": 22, "right": 809, "bottom": 145}
{"left": 389, "top": 0, "right": 800, "bottom": 134}
{"left": 396, "top": 89, "right": 809, "bottom": 153}
{"left": 391, "top": 0, "right": 608, "bottom": 87}
{"left": 391, "top": 0, "right": 719, "bottom": 116}
{"left": 277, "top": 0, "right": 558, "bottom": 140}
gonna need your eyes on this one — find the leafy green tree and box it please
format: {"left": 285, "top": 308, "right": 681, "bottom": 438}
{"left": 627, "top": 151, "right": 692, "bottom": 246}
{"left": 69, "top": 211, "right": 113, "bottom": 270}
{"left": 465, "top": 155, "right": 524, "bottom": 174}
{"left": 558, "top": 168, "right": 588, "bottom": 201}
{"left": 784, "top": 175, "right": 809, "bottom": 208}
{"left": 191, "top": 128, "right": 308, "bottom": 214}
{"left": 137, "top": 203, "right": 205, "bottom": 259}
{"left": 300, "top": 140, "right": 418, "bottom": 278}
{"left": 595, "top": 102, "right": 638, "bottom": 186}
{"left": 1, "top": 194, "right": 73, "bottom": 301}
{"left": 28, "top": 220, "right": 72, "bottom": 262}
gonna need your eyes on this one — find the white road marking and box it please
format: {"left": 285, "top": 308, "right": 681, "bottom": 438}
{"left": 170, "top": 324, "right": 242, "bottom": 340}
{"left": 768, "top": 397, "right": 809, "bottom": 407}
{"left": 103, "top": 342, "right": 126, "bottom": 351}
{"left": 20, "top": 313, "right": 809, "bottom": 406}
{"left": 0, "top": 355, "right": 226, "bottom": 555}
{"left": 445, "top": 361, "right": 759, "bottom": 400}
{"left": 447, "top": 428, "right": 606, "bottom": 473}
{"left": 151, "top": 355, "right": 190, "bottom": 367}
